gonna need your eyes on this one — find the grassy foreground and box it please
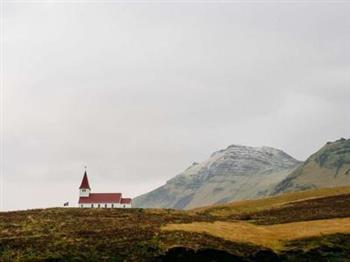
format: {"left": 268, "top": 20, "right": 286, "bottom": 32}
{"left": 1, "top": 187, "right": 350, "bottom": 261}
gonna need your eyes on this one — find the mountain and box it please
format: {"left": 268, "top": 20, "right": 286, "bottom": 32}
{"left": 134, "top": 145, "right": 301, "bottom": 209}
{"left": 271, "top": 138, "right": 350, "bottom": 195}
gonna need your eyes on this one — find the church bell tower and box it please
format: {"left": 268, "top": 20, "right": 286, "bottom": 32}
{"left": 79, "top": 169, "right": 91, "bottom": 197}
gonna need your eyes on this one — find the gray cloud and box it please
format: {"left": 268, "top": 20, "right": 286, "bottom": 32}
{"left": 2, "top": 2, "right": 350, "bottom": 210}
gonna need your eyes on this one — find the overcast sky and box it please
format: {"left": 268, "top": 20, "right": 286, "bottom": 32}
{"left": 1, "top": 1, "right": 349, "bottom": 210}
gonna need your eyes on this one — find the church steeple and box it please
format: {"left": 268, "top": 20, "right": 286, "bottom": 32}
{"left": 79, "top": 170, "right": 91, "bottom": 190}
{"left": 79, "top": 168, "right": 91, "bottom": 197}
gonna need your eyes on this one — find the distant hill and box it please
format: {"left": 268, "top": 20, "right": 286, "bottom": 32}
{"left": 271, "top": 138, "right": 350, "bottom": 195}
{"left": 134, "top": 145, "right": 301, "bottom": 209}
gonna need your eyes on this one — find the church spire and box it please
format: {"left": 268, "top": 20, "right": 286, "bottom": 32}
{"left": 79, "top": 169, "right": 91, "bottom": 190}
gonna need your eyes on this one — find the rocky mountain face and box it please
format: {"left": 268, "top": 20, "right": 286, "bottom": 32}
{"left": 134, "top": 145, "right": 301, "bottom": 209}
{"left": 271, "top": 138, "right": 350, "bottom": 195}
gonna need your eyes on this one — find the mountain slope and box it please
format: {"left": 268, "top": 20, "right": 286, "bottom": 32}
{"left": 271, "top": 138, "right": 350, "bottom": 195}
{"left": 134, "top": 145, "right": 301, "bottom": 209}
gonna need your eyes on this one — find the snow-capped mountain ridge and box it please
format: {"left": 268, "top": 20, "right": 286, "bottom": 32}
{"left": 134, "top": 144, "right": 301, "bottom": 209}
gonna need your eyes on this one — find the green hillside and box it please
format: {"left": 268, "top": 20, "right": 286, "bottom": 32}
{"left": 272, "top": 138, "right": 350, "bottom": 195}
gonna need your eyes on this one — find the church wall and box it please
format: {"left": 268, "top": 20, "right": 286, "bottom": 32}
{"left": 79, "top": 203, "right": 132, "bottom": 208}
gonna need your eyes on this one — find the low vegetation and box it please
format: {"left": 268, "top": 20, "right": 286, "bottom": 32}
{"left": 193, "top": 186, "right": 350, "bottom": 218}
{"left": 1, "top": 187, "right": 350, "bottom": 261}
{"left": 163, "top": 218, "right": 350, "bottom": 250}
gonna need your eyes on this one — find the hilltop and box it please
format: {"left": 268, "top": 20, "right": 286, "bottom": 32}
{"left": 272, "top": 138, "right": 350, "bottom": 195}
{"left": 134, "top": 145, "right": 300, "bottom": 209}
{"left": 1, "top": 186, "right": 350, "bottom": 261}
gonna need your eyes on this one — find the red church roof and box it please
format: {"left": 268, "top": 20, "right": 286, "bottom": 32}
{"left": 79, "top": 193, "right": 122, "bottom": 204}
{"left": 79, "top": 171, "right": 91, "bottom": 190}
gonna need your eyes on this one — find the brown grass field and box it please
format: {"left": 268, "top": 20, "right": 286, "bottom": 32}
{"left": 193, "top": 186, "right": 350, "bottom": 217}
{"left": 162, "top": 217, "right": 350, "bottom": 250}
{"left": 1, "top": 187, "right": 350, "bottom": 261}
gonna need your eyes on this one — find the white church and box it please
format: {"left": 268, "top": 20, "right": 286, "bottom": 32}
{"left": 78, "top": 170, "right": 132, "bottom": 208}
